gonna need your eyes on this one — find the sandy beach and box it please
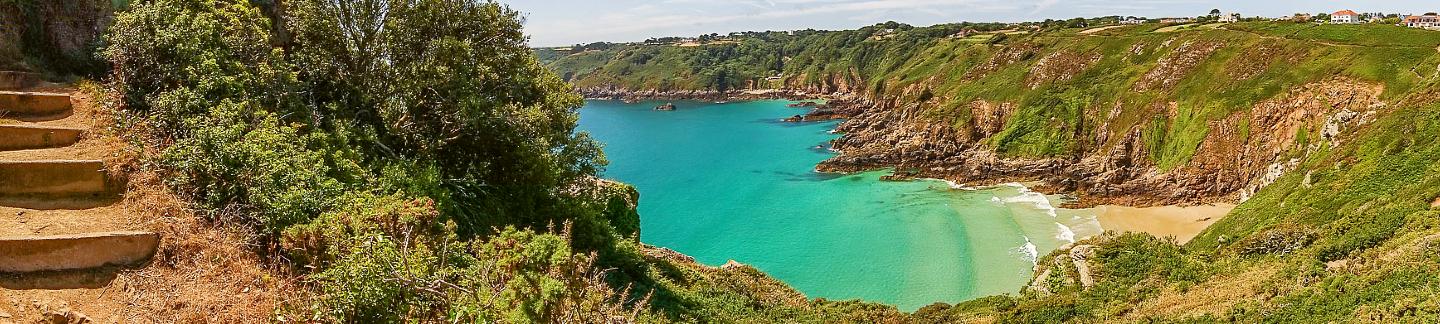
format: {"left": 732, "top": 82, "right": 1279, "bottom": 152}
{"left": 1090, "top": 204, "right": 1236, "bottom": 244}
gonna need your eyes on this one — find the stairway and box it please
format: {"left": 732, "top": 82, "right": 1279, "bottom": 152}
{"left": 0, "top": 72, "right": 159, "bottom": 281}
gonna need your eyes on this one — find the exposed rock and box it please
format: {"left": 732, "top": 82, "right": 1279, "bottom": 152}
{"left": 1227, "top": 42, "right": 1302, "bottom": 81}
{"left": 965, "top": 43, "right": 1040, "bottom": 80}
{"left": 643, "top": 246, "right": 696, "bottom": 263}
{"left": 1028, "top": 268, "right": 1053, "bottom": 295}
{"left": 1135, "top": 41, "right": 1223, "bottom": 91}
{"left": 722, "top": 260, "right": 747, "bottom": 271}
{"left": 1026, "top": 50, "right": 1103, "bottom": 89}
{"left": 0, "top": 0, "right": 111, "bottom": 72}
{"left": 819, "top": 78, "right": 1385, "bottom": 207}
{"left": 969, "top": 100, "right": 1015, "bottom": 139}
{"left": 1070, "top": 245, "right": 1097, "bottom": 288}
{"left": 1235, "top": 226, "right": 1316, "bottom": 256}
{"left": 40, "top": 309, "right": 90, "bottom": 324}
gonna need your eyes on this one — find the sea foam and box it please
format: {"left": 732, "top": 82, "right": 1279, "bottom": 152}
{"left": 1017, "top": 237, "right": 1040, "bottom": 264}
{"left": 1001, "top": 184, "right": 1078, "bottom": 243}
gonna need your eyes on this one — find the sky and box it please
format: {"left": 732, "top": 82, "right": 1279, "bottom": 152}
{"left": 504, "top": 0, "right": 1438, "bottom": 47}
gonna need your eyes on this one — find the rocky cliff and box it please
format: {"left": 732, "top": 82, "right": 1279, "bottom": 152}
{"left": 0, "top": 0, "right": 112, "bottom": 75}
{"left": 551, "top": 23, "right": 1439, "bottom": 208}
{"left": 820, "top": 78, "right": 1385, "bottom": 207}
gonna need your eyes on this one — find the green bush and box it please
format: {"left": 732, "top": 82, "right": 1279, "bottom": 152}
{"left": 104, "top": 0, "right": 301, "bottom": 132}
{"left": 288, "top": 197, "right": 650, "bottom": 322}
{"left": 160, "top": 101, "right": 349, "bottom": 234}
{"left": 106, "top": 0, "right": 669, "bottom": 321}
{"left": 1232, "top": 224, "right": 1316, "bottom": 256}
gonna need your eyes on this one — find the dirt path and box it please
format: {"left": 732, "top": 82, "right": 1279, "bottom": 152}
{"left": 0, "top": 77, "right": 291, "bottom": 323}
{"left": 1219, "top": 24, "right": 1437, "bottom": 49}
{"left": 1080, "top": 25, "right": 1125, "bottom": 35}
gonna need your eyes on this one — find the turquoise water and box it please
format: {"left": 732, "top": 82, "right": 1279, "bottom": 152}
{"left": 577, "top": 100, "right": 1102, "bottom": 311}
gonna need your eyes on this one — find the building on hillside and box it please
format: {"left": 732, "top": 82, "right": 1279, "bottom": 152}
{"left": 1403, "top": 13, "right": 1440, "bottom": 29}
{"left": 1360, "top": 12, "right": 1387, "bottom": 22}
{"left": 1331, "top": 10, "right": 1360, "bottom": 24}
{"left": 1159, "top": 17, "right": 1192, "bottom": 24}
{"left": 1292, "top": 13, "right": 1313, "bottom": 22}
{"left": 1121, "top": 17, "right": 1144, "bottom": 25}
{"left": 1219, "top": 13, "right": 1241, "bottom": 23}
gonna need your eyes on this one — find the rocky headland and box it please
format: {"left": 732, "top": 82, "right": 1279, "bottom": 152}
{"left": 817, "top": 79, "right": 1383, "bottom": 207}
{"left": 577, "top": 76, "right": 1384, "bottom": 209}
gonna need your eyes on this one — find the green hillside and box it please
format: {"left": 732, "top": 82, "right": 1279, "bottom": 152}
{"left": 549, "top": 21, "right": 1440, "bottom": 321}
{"left": 14, "top": 0, "right": 1440, "bottom": 319}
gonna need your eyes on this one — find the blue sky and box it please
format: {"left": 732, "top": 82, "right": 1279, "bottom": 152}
{"left": 505, "top": 0, "right": 1438, "bottom": 47}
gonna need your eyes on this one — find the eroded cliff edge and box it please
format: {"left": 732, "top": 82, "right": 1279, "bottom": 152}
{"left": 553, "top": 25, "right": 1437, "bottom": 208}
{"left": 818, "top": 78, "right": 1385, "bottom": 207}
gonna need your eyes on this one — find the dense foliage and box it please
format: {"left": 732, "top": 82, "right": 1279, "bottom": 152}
{"left": 99, "top": 0, "right": 1440, "bottom": 321}
{"left": 549, "top": 19, "right": 1440, "bottom": 322}
{"left": 102, "top": 0, "right": 910, "bottom": 322}
{"left": 103, "top": 0, "right": 649, "bottom": 321}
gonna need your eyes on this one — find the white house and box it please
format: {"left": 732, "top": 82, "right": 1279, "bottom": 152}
{"left": 1219, "top": 13, "right": 1241, "bottom": 23}
{"left": 1121, "top": 17, "right": 1144, "bottom": 25}
{"left": 1404, "top": 13, "right": 1440, "bottom": 29}
{"left": 1331, "top": 10, "right": 1359, "bottom": 24}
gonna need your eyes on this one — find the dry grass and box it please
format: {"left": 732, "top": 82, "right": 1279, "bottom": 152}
{"left": 1121, "top": 265, "right": 1277, "bottom": 320}
{"left": 0, "top": 82, "right": 299, "bottom": 323}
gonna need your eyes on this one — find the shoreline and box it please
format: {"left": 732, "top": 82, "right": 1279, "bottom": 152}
{"left": 596, "top": 96, "right": 1239, "bottom": 244}
{"left": 1087, "top": 203, "right": 1235, "bottom": 244}
{"left": 933, "top": 180, "right": 1234, "bottom": 245}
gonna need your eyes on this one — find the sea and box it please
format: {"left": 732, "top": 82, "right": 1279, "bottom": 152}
{"left": 576, "top": 99, "right": 1104, "bottom": 311}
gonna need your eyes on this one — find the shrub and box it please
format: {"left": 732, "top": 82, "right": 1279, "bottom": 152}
{"left": 159, "top": 101, "right": 348, "bottom": 235}
{"left": 1233, "top": 224, "right": 1317, "bottom": 256}
{"left": 288, "top": 200, "right": 652, "bottom": 323}
{"left": 285, "top": 0, "right": 605, "bottom": 237}
{"left": 104, "top": 0, "right": 302, "bottom": 133}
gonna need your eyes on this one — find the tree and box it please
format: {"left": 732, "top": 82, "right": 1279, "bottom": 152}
{"left": 1210, "top": 8, "right": 1221, "bottom": 16}
{"left": 286, "top": 0, "right": 605, "bottom": 237}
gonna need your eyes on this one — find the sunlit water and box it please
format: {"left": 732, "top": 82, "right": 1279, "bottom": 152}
{"left": 577, "top": 100, "right": 1102, "bottom": 311}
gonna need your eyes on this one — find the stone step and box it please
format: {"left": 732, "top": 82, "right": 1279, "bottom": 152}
{"left": 0, "top": 231, "right": 159, "bottom": 272}
{"left": 0, "top": 91, "right": 71, "bottom": 117}
{"left": 0, "top": 71, "right": 40, "bottom": 90}
{"left": 0, "top": 160, "right": 109, "bottom": 196}
{"left": 0, "top": 125, "right": 84, "bottom": 151}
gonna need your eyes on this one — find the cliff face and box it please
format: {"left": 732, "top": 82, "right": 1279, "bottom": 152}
{"left": 552, "top": 23, "right": 1439, "bottom": 207}
{"left": 0, "top": 0, "right": 112, "bottom": 74}
{"left": 820, "top": 78, "right": 1384, "bottom": 206}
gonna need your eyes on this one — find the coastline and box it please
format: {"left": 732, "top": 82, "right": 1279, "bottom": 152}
{"left": 1088, "top": 203, "right": 1235, "bottom": 244}
{"left": 578, "top": 87, "right": 872, "bottom": 123}
{"left": 582, "top": 87, "right": 1242, "bottom": 245}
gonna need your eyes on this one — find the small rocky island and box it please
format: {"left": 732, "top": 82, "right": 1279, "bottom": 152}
{"left": 655, "top": 102, "right": 676, "bottom": 111}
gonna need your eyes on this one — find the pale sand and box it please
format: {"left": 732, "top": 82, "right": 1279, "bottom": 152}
{"left": 1154, "top": 23, "right": 1197, "bottom": 33}
{"left": 1091, "top": 203, "right": 1236, "bottom": 244}
{"left": 1079, "top": 25, "right": 1124, "bottom": 34}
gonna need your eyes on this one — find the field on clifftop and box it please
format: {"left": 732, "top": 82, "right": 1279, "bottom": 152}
{"left": 548, "top": 21, "right": 1440, "bottom": 321}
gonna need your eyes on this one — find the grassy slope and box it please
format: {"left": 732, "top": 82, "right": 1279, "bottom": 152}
{"left": 551, "top": 22, "right": 1440, "bottom": 166}
{"left": 552, "top": 22, "right": 1440, "bottom": 321}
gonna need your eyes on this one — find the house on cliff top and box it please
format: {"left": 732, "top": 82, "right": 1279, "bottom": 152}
{"left": 1403, "top": 13, "right": 1440, "bottom": 29}
{"left": 1331, "top": 10, "right": 1360, "bottom": 24}
{"left": 1219, "top": 13, "right": 1241, "bottom": 23}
